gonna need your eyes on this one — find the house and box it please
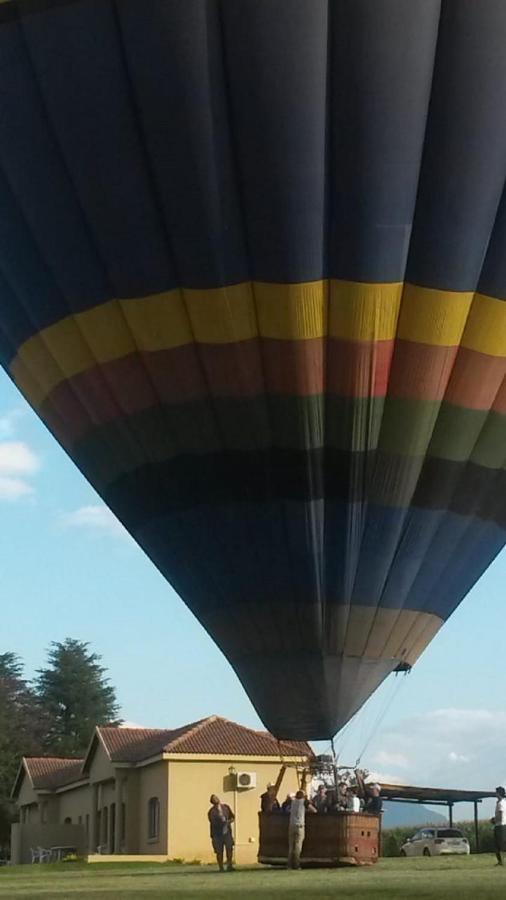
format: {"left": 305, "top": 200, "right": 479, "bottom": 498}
{"left": 11, "top": 715, "right": 311, "bottom": 864}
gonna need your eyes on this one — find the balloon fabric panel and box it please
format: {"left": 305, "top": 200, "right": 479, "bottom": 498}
{"left": 0, "top": 0, "right": 504, "bottom": 737}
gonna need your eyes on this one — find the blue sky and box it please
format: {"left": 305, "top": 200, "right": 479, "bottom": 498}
{"left": 1, "top": 368, "right": 504, "bottom": 820}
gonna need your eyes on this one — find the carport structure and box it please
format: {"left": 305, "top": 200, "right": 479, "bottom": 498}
{"left": 381, "top": 783, "right": 496, "bottom": 851}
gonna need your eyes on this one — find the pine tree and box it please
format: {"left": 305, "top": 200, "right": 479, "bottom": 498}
{"left": 34, "top": 639, "right": 122, "bottom": 757}
{"left": 0, "top": 653, "right": 46, "bottom": 849}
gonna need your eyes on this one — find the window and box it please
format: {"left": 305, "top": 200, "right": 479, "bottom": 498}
{"left": 40, "top": 802, "right": 48, "bottom": 824}
{"left": 148, "top": 797, "right": 160, "bottom": 841}
{"left": 121, "top": 803, "right": 126, "bottom": 843}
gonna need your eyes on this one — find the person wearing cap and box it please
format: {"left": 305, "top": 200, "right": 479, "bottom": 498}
{"left": 207, "top": 794, "right": 235, "bottom": 872}
{"left": 491, "top": 786, "right": 506, "bottom": 866}
{"left": 260, "top": 782, "right": 280, "bottom": 813}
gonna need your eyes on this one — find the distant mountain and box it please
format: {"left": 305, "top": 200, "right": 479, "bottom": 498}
{"left": 383, "top": 801, "right": 447, "bottom": 829}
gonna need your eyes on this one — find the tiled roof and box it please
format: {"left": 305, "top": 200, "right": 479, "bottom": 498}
{"left": 24, "top": 757, "right": 84, "bottom": 790}
{"left": 97, "top": 723, "right": 201, "bottom": 763}
{"left": 16, "top": 717, "right": 311, "bottom": 795}
{"left": 98, "top": 716, "right": 311, "bottom": 762}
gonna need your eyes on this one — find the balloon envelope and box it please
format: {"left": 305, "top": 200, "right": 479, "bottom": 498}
{"left": 0, "top": 0, "right": 504, "bottom": 738}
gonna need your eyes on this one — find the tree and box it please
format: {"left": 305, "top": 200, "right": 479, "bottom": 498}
{"left": 34, "top": 639, "right": 121, "bottom": 756}
{"left": 0, "top": 653, "right": 46, "bottom": 849}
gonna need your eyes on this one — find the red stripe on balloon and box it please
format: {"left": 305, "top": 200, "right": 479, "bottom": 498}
{"left": 39, "top": 337, "right": 393, "bottom": 443}
{"left": 445, "top": 347, "right": 506, "bottom": 411}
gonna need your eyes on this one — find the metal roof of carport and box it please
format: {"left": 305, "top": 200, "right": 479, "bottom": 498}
{"left": 379, "top": 783, "right": 497, "bottom": 850}
{"left": 381, "top": 783, "right": 496, "bottom": 804}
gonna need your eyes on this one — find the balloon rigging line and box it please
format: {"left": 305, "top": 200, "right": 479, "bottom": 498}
{"left": 355, "top": 674, "right": 407, "bottom": 767}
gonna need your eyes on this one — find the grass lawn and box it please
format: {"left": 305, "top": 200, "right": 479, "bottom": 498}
{"left": 0, "top": 856, "right": 505, "bottom": 899}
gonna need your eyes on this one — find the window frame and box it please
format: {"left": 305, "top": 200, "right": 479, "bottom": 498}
{"left": 147, "top": 797, "right": 160, "bottom": 842}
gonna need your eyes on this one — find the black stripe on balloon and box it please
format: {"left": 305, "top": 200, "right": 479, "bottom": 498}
{"left": 0, "top": 0, "right": 84, "bottom": 24}
{"left": 99, "top": 450, "right": 505, "bottom": 530}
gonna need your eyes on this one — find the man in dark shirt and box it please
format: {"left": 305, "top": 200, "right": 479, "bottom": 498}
{"left": 355, "top": 770, "right": 382, "bottom": 815}
{"left": 207, "top": 794, "right": 235, "bottom": 871}
{"left": 260, "top": 783, "right": 280, "bottom": 813}
{"left": 365, "top": 783, "right": 383, "bottom": 815}
{"left": 281, "top": 793, "right": 293, "bottom": 814}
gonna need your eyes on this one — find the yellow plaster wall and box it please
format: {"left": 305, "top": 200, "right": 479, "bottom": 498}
{"left": 167, "top": 759, "right": 301, "bottom": 864}
{"left": 88, "top": 741, "right": 115, "bottom": 783}
{"left": 17, "top": 776, "right": 38, "bottom": 808}
{"left": 138, "top": 762, "right": 169, "bottom": 855}
{"left": 124, "top": 770, "right": 140, "bottom": 853}
{"left": 58, "top": 785, "right": 91, "bottom": 825}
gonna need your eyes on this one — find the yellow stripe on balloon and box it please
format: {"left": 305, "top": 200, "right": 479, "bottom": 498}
{"left": 329, "top": 280, "right": 403, "bottom": 341}
{"left": 397, "top": 283, "right": 474, "bottom": 346}
{"left": 10, "top": 279, "right": 505, "bottom": 410}
{"left": 461, "top": 293, "right": 506, "bottom": 357}
{"left": 255, "top": 280, "right": 328, "bottom": 339}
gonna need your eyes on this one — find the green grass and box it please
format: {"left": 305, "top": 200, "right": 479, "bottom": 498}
{"left": 0, "top": 856, "right": 505, "bottom": 899}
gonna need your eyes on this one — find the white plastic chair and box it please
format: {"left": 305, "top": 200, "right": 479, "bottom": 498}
{"left": 38, "top": 847, "right": 51, "bottom": 864}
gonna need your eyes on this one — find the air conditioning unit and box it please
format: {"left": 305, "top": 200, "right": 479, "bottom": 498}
{"left": 236, "top": 771, "right": 257, "bottom": 790}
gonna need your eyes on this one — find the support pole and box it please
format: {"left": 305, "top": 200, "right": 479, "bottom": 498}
{"left": 273, "top": 764, "right": 286, "bottom": 800}
{"left": 448, "top": 802, "right": 454, "bottom": 828}
{"left": 331, "top": 737, "right": 339, "bottom": 797}
{"left": 474, "top": 801, "right": 480, "bottom": 853}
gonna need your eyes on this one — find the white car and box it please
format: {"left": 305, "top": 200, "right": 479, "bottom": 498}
{"left": 400, "top": 827, "right": 470, "bottom": 857}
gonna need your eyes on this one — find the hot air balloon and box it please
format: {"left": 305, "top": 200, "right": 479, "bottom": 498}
{"left": 0, "top": 0, "right": 504, "bottom": 739}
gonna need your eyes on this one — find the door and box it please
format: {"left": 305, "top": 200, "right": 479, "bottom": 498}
{"left": 109, "top": 803, "right": 116, "bottom": 854}
{"left": 410, "top": 831, "right": 422, "bottom": 856}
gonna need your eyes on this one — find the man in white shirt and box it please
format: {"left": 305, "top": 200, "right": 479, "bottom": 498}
{"left": 347, "top": 787, "right": 361, "bottom": 813}
{"left": 492, "top": 786, "right": 506, "bottom": 866}
{"left": 287, "top": 790, "right": 316, "bottom": 869}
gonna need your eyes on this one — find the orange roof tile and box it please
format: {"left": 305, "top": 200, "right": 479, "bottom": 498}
{"left": 16, "top": 716, "right": 312, "bottom": 795}
{"left": 98, "top": 716, "right": 311, "bottom": 762}
{"left": 24, "top": 757, "right": 84, "bottom": 790}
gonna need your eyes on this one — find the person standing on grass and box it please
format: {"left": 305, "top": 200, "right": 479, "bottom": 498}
{"left": 208, "top": 794, "right": 235, "bottom": 872}
{"left": 491, "top": 786, "right": 506, "bottom": 866}
{"left": 287, "top": 790, "right": 316, "bottom": 869}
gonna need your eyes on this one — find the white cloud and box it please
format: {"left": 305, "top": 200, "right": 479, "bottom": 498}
{"left": 0, "top": 441, "right": 39, "bottom": 476}
{"left": 365, "top": 770, "right": 407, "bottom": 786}
{"left": 0, "top": 476, "right": 34, "bottom": 500}
{"left": 61, "top": 504, "right": 129, "bottom": 540}
{"left": 0, "top": 439, "right": 39, "bottom": 500}
{"left": 371, "top": 707, "right": 506, "bottom": 799}
{"left": 120, "top": 721, "right": 146, "bottom": 729}
{"left": 0, "top": 409, "right": 25, "bottom": 439}
{"left": 448, "top": 751, "right": 471, "bottom": 764}
{"left": 371, "top": 750, "right": 410, "bottom": 770}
